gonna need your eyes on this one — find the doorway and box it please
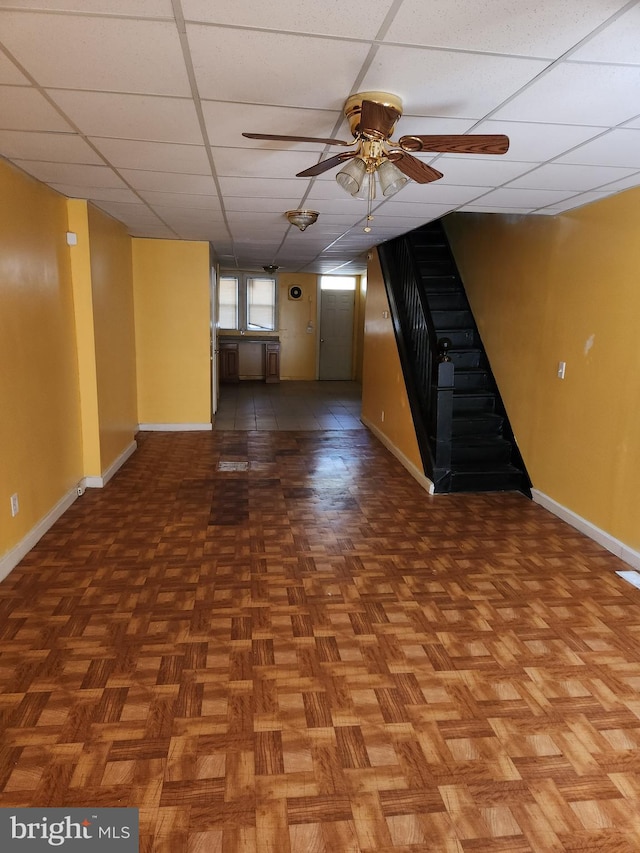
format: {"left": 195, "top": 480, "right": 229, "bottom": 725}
{"left": 318, "top": 276, "right": 356, "bottom": 380}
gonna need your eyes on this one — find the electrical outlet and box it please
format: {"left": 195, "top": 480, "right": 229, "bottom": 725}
{"left": 10, "top": 493, "right": 19, "bottom": 517}
{"left": 557, "top": 361, "right": 566, "bottom": 380}
{"left": 381, "top": 410, "right": 385, "bottom": 423}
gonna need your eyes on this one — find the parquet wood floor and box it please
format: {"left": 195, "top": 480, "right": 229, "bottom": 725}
{"left": 2, "top": 429, "right": 640, "bottom": 852}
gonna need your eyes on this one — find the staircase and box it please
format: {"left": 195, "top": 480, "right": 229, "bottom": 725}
{"left": 380, "top": 220, "right": 530, "bottom": 495}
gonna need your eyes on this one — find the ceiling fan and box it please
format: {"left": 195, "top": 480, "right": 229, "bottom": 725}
{"left": 243, "top": 91, "right": 509, "bottom": 223}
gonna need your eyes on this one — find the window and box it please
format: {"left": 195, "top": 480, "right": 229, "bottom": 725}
{"left": 219, "top": 273, "right": 277, "bottom": 331}
{"left": 320, "top": 275, "right": 357, "bottom": 291}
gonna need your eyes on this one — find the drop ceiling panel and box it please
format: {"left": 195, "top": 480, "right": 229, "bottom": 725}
{"left": 47, "top": 91, "right": 203, "bottom": 144}
{"left": 505, "top": 162, "right": 638, "bottom": 191}
{"left": 492, "top": 63, "right": 640, "bottom": 126}
{"left": 9, "top": 1, "right": 173, "bottom": 14}
{"left": 0, "top": 87, "right": 74, "bottom": 132}
{"left": 187, "top": 26, "right": 371, "bottom": 109}
{"left": 0, "top": 14, "right": 191, "bottom": 96}
{"left": 382, "top": 0, "right": 630, "bottom": 56}
{"left": 1, "top": 0, "right": 640, "bottom": 272}
{"left": 118, "top": 169, "right": 216, "bottom": 194}
{"left": 570, "top": 4, "right": 640, "bottom": 64}
{"left": 13, "top": 160, "right": 127, "bottom": 187}
{"left": 90, "top": 138, "right": 211, "bottom": 174}
{"left": 555, "top": 129, "right": 640, "bottom": 168}
{"left": 0, "top": 130, "right": 103, "bottom": 163}
{"left": 358, "top": 47, "right": 548, "bottom": 118}
{"left": 201, "top": 101, "right": 344, "bottom": 150}
{"left": 182, "top": 0, "right": 394, "bottom": 38}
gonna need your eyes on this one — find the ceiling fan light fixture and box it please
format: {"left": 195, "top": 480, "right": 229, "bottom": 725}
{"left": 286, "top": 209, "right": 319, "bottom": 231}
{"left": 354, "top": 170, "right": 376, "bottom": 201}
{"left": 336, "top": 157, "right": 367, "bottom": 195}
{"left": 378, "top": 159, "right": 409, "bottom": 197}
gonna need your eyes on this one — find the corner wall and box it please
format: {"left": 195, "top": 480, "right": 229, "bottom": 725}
{"left": 361, "top": 249, "right": 427, "bottom": 487}
{"left": 0, "top": 160, "right": 83, "bottom": 562}
{"left": 132, "top": 239, "right": 212, "bottom": 427}
{"left": 445, "top": 188, "right": 640, "bottom": 554}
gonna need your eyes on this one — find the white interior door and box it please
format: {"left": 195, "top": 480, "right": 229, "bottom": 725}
{"left": 319, "top": 288, "right": 355, "bottom": 380}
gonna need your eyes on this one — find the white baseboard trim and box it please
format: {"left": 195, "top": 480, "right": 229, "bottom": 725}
{"left": 138, "top": 423, "right": 212, "bottom": 431}
{"left": 361, "top": 416, "right": 435, "bottom": 495}
{"left": 532, "top": 489, "right": 640, "bottom": 571}
{"left": 84, "top": 439, "right": 137, "bottom": 489}
{"left": 0, "top": 485, "right": 79, "bottom": 583}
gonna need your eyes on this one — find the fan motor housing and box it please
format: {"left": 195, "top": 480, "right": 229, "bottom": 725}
{"left": 344, "top": 91, "right": 403, "bottom": 138}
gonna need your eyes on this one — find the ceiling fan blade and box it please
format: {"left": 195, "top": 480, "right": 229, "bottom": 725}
{"left": 388, "top": 152, "right": 443, "bottom": 184}
{"left": 359, "top": 99, "right": 398, "bottom": 139}
{"left": 399, "top": 134, "right": 510, "bottom": 155}
{"left": 242, "top": 132, "right": 352, "bottom": 146}
{"left": 296, "top": 150, "right": 358, "bottom": 178}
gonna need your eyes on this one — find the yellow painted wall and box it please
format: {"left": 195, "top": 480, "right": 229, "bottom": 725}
{"left": 445, "top": 188, "right": 640, "bottom": 551}
{"left": 87, "top": 205, "right": 138, "bottom": 471}
{"left": 67, "top": 200, "right": 101, "bottom": 476}
{"left": 278, "top": 273, "right": 318, "bottom": 380}
{"left": 0, "top": 159, "right": 83, "bottom": 557}
{"left": 133, "top": 239, "right": 211, "bottom": 424}
{"left": 361, "top": 249, "right": 422, "bottom": 471}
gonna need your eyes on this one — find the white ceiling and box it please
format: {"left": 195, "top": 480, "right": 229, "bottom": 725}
{"left": 1, "top": 0, "right": 640, "bottom": 274}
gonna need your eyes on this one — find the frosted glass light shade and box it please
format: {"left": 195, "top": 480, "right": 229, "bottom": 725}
{"left": 336, "top": 157, "right": 366, "bottom": 195}
{"left": 378, "top": 159, "right": 409, "bottom": 197}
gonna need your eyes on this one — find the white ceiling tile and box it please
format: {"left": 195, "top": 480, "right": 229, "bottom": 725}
{"left": 570, "top": 4, "right": 640, "bottom": 64}
{"left": 89, "top": 138, "right": 211, "bottom": 173}
{"left": 472, "top": 120, "right": 605, "bottom": 162}
{"left": 187, "top": 24, "right": 372, "bottom": 109}
{"left": 118, "top": 169, "right": 216, "bottom": 194}
{"left": 554, "top": 129, "right": 640, "bottom": 168}
{"left": 390, "top": 181, "right": 488, "bottom": 204}
{"left": 505, "top": 162, "right": 637, "bottom": 191}
{"left": 224, "top": 197, "right": 305, "bottom": 213}
{"left": 474, "top": 186, "right": 580, "bottom": 207}
{"left": 51, "top": 185, "right": 140, "bottom": 203}
{"left": 48, "top": 91, "right": 203, "bottom": 144}
{"left": 201, "top": 101, "right": 345, "bottom": 149}
{"left": 383, "top": 0, "right": 629, "bottom": 57}
{"left": 0, "top": 130, "right": 103, "bottom": 163}
{"left": 92, "top": 200, "right": 171, "bottom": 224}
{"left": 540, "top": 191, "right": 614, "bottom": 213}
{"left": 0, "top": 86, "right": 74, "bottom": 132}
{"left": 623, "top": 116, "right": 640, "bottom": 129}
{"left": 138, "top": 190, "right": 222, "bottom": 209}
{"left": 6, "top": 1, "right": 172, "bottom": 13}
{"left": 433, "top": 157, "right": 534, "bottom": 185}
{"left": 492, "top": 62, "right": 640, "bottom": 126}
{"left": 12, "top": 160, "right": 127, "bottom": 187}
{"left": 594, "top": 172, "right": 640, "bottom": 193}
{"left": 212, "top": 147, "right": 324, "bottom": 180}
{"left": 0, "top": 52, "right": 29, "bottom": 84}
{"left": 394, "top": 115, "right": 476, "bottom": 134}
{"left": 378, "top": 200, "right": 467, "bottom": 219}
{"left": 217, "top": 177, "right": 309, "bottom": 198}
{"left": 358, "top": 46, "right": 548, "bottom": 118}
{"left": 0, "top": 13, "right": 190, "bottom": 96}
{"left": 183, "top": 0, "right": 393, "bottom": 38}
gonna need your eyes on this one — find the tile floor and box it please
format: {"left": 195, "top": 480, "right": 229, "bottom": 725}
{"left": 213, "top": 380, "right": 363, "bottom": 431}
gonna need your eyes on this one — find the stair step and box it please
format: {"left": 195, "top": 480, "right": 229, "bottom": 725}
{"left": 447, "top": 348, "right": 483, "bottom": 369}
{"left": 452, "top": 437, "right": 512, "bottom": 465}
{"left": 448, "top": 464, "right": 527, "bottom": 493}
{"left": 453, "top": 391, "right": 496, "bottom": 414}
{"left": 437, "top": 328, "right": 478, "bottom": 347}
{"left": 452, "top": 412, "right": 504, "bottom": 437}
{"left": 432, "top": 309, "right": 474, "bottom": 329}
{"left": 415, "top": 260, "right": 456, "bottom": 276}
{"left": 454, "top": 368, "right": 492, "bottom": 391}
{"left": 426, "top": 291, "right": 469, "bottom": 311}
